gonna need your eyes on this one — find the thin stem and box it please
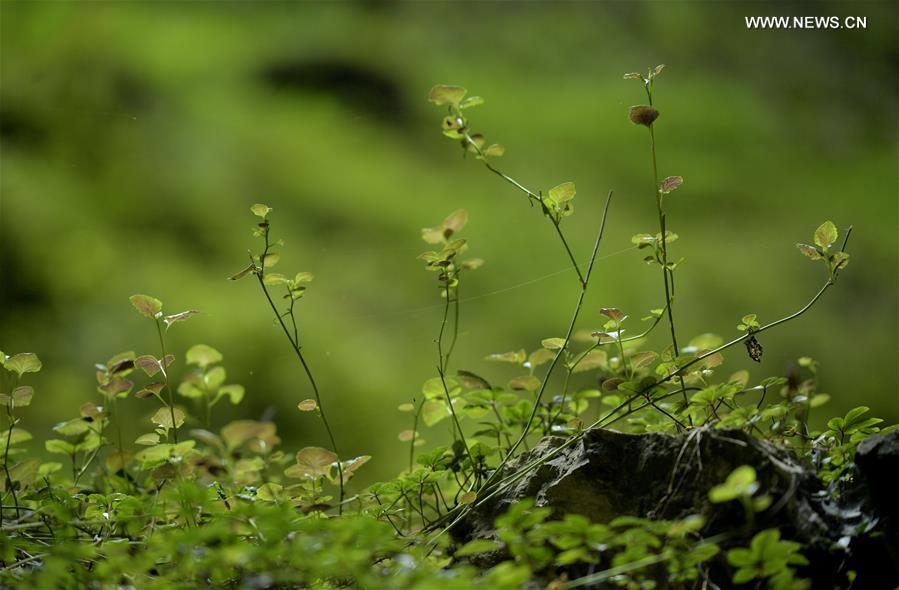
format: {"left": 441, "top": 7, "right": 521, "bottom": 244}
{"left": 462, "top": 131, "right": 585, "bottom": 287}
{"left": 645, "top": 228, "right": 853, "bottom": 394}
{"left": 112, "top": 395, "right": 125, "bottom": 463}
{"left": 645, "top": 85, "right": 690, "bottom": 418}
{"left": 550, "top": 218, "right": 587, "bottom": 287}
{"left": 255, "top": 229, "right": 345, "bottom": 512}
{"left": 445, "top": 282, "right": 461, "bottom": 366}
{"left": 482, "top": 191, "right": 613, "bottom": 490}
{"left": 2, "top": 399, "right": 20, "bottom": 520}
{"left": 666, "top": 280, "right": 833, "bottom": 383}
{"left": 408, "top": 399, "right": 424, "bottom": 473}
{"left": 436, "top": 276, "right": 472, "bottom": 472}
{"left": 154, "top": 319, "right": 179, "bottom": 444}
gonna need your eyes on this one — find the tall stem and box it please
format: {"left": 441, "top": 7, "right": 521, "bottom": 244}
{"left": 436, "top": 276, "right": 472, "bottom": 474}
{"left": 645, "top": 85, "right": 690, "bottom": 421}
{"left": 2, "top": 396, "right": 20, "bottom": 520}
{"left": 256, "top": 230, "right": 344, "bottom": 511}
{"left": 155, "top": 320, "right": 179, "bottom": 444}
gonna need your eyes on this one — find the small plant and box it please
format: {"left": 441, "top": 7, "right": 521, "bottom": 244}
{"left": 727, "top": 529, "right": 810, "bottom": 589}
{"left": 708, "top": 465, "right": 771, "bottom": 532}
{"left": 230, "top": 204, "right": 347, "bottom": 510}
{"left": 0, "top": 351, "right": 41, "bottom": 521}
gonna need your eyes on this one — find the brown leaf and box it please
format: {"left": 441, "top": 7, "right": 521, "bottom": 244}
{"left": 628, "top": 105, "right": 659, "bottom": 127}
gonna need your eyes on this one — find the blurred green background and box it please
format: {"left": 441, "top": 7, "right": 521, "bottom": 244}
{"left": 2, "top": 1, "right": 896, "bottom": 486}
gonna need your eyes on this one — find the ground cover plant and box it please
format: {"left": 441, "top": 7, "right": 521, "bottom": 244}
{"left": 1, "top": 67, "right": 896, "bottom": 590}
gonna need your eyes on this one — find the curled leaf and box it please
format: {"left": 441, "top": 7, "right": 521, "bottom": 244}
{"left": 229, "top": 263, "right": 256, "bottom": 281}
{"left": 796, "top": 243, "right": 822, "bottom": 260}
{"left": 629, "top": 105, "right": 659, "bottom": 127}
{"left": 251, "top": 204, "right": 271, "bottom": 218}
{"left": 659, "top": 176, "right": 683, "bottom": 194}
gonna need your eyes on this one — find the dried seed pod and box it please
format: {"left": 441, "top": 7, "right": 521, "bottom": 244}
{"left": 629, "top": 105, "right": 660, "bottom": 127}
{"left": 745, "top": 335, "right": 763, "bottom": 363}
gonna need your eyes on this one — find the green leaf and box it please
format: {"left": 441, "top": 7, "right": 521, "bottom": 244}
{"left": 814, "top": 221, "right": 838, "bottom": 248}
{"left": 843, "top": 406, "right": 869, "bottom": 427}
{"left": 832, "top": 251, "right": 850, "bottom": 271}
{"left": 687, "top": 333, "right": 723, "bottom": 351}
{"left": 737, "top": 314, "right": 760, "bottom": 331}
{"left": 53, "top": 418, "right": 90, "bottom": 436}
{"left": 221, "top": 420, "right": 276, "bottom": 450}
{"left": 541, "top": 338, "right": 566, "bottom": 351}
{"left": 428, "top": 84, "right": 467, "bottom": 106}
{"left": 38, "top": 462, "right": 62, "bottom": 477}
{"left": 217, "top": 384, "right": 244, "bottom": 405}
{"left": 548, "top": 182, "right": 576, "bottom": 205}
{"left": 186, "top": 344, "right": 223, "bottom": 369}
{"left": 809, "top": 394, "right": 830, "bottom": 408}
{"left": 485, "top": 350, "right": 526, "bottom": 364}
{"left": 130, "top": 294, "right": 163, "bottom": 318}
{"left": 151, "top": 407, "right": 186, "bottom": 430}
{"left": 528, "top": 348, "right": 555, "bottom": 368}
{"left": 229, "top": 263, "right": 256, "bottom": 281}
{"left": 459, "top": 95, "right": 484, "bottom": 109}
{"left": 10, "top": 386, "right": 33, "bottom": 408}
{"left": 45, "top": 439, "right": 75, "bottom": 455}
{"left": 731, "top": 566, "right": 758, "bottom": 584}
{"left": 256, "top": 482, "right": 283, "bottom": 501}
{"left": 709, "top": 465, "right": 758, "bottom": 503}
{"left": 263, "top": 273, "right": 290, "bottom": 286}
{"left": 397, "top": 430, "right": 417, "bottom": 442}
{"left": 3, "top": 353, "right": 42, "bottom": 377}
{"left": 484, "top": 144, "right": 505, "bottom": 157}
{"left": 629, "top": 351, "right": 658, "bottom": 369}
{"left": 422, "top": 210, "right": 468, "bottom": 244}
{"left": 298, "top": 399, "right": 318, "bottom": 412}
{"left": 508, "top": 375, "right": 541, "bottom": 391}
{"left": 421, "top": 400, "right": 450, "bottom": 427}
{"left": 455, "top": 539, "right": 501, "bottom": 557}
{"left": 251, "top": 203, "right": 271, "bottom": 218}
{"left": 134, "top": 433, "right": 160, "bottom": 446}
{"left": 458, "top": 491, "right": 477, "bottom": 505}
{"left": 571, "top": 350, "right": 608, "bottom": 373}
{"left": 262, "top": 253, "right": 280, "bottom": 268}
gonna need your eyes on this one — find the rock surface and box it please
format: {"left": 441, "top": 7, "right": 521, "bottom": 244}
{"left": 849, "top": 430, "right": 899, "bottom": 588}
{"left": 454, "top": 427, "right": 898, "bottom": 589}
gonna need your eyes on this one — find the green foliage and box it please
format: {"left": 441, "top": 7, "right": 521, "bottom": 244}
{"left": 0, "top": 66, "right": 893, "bottom": 589}
{"left": 727, "top": 529, "right": 810, "bottom": 589}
